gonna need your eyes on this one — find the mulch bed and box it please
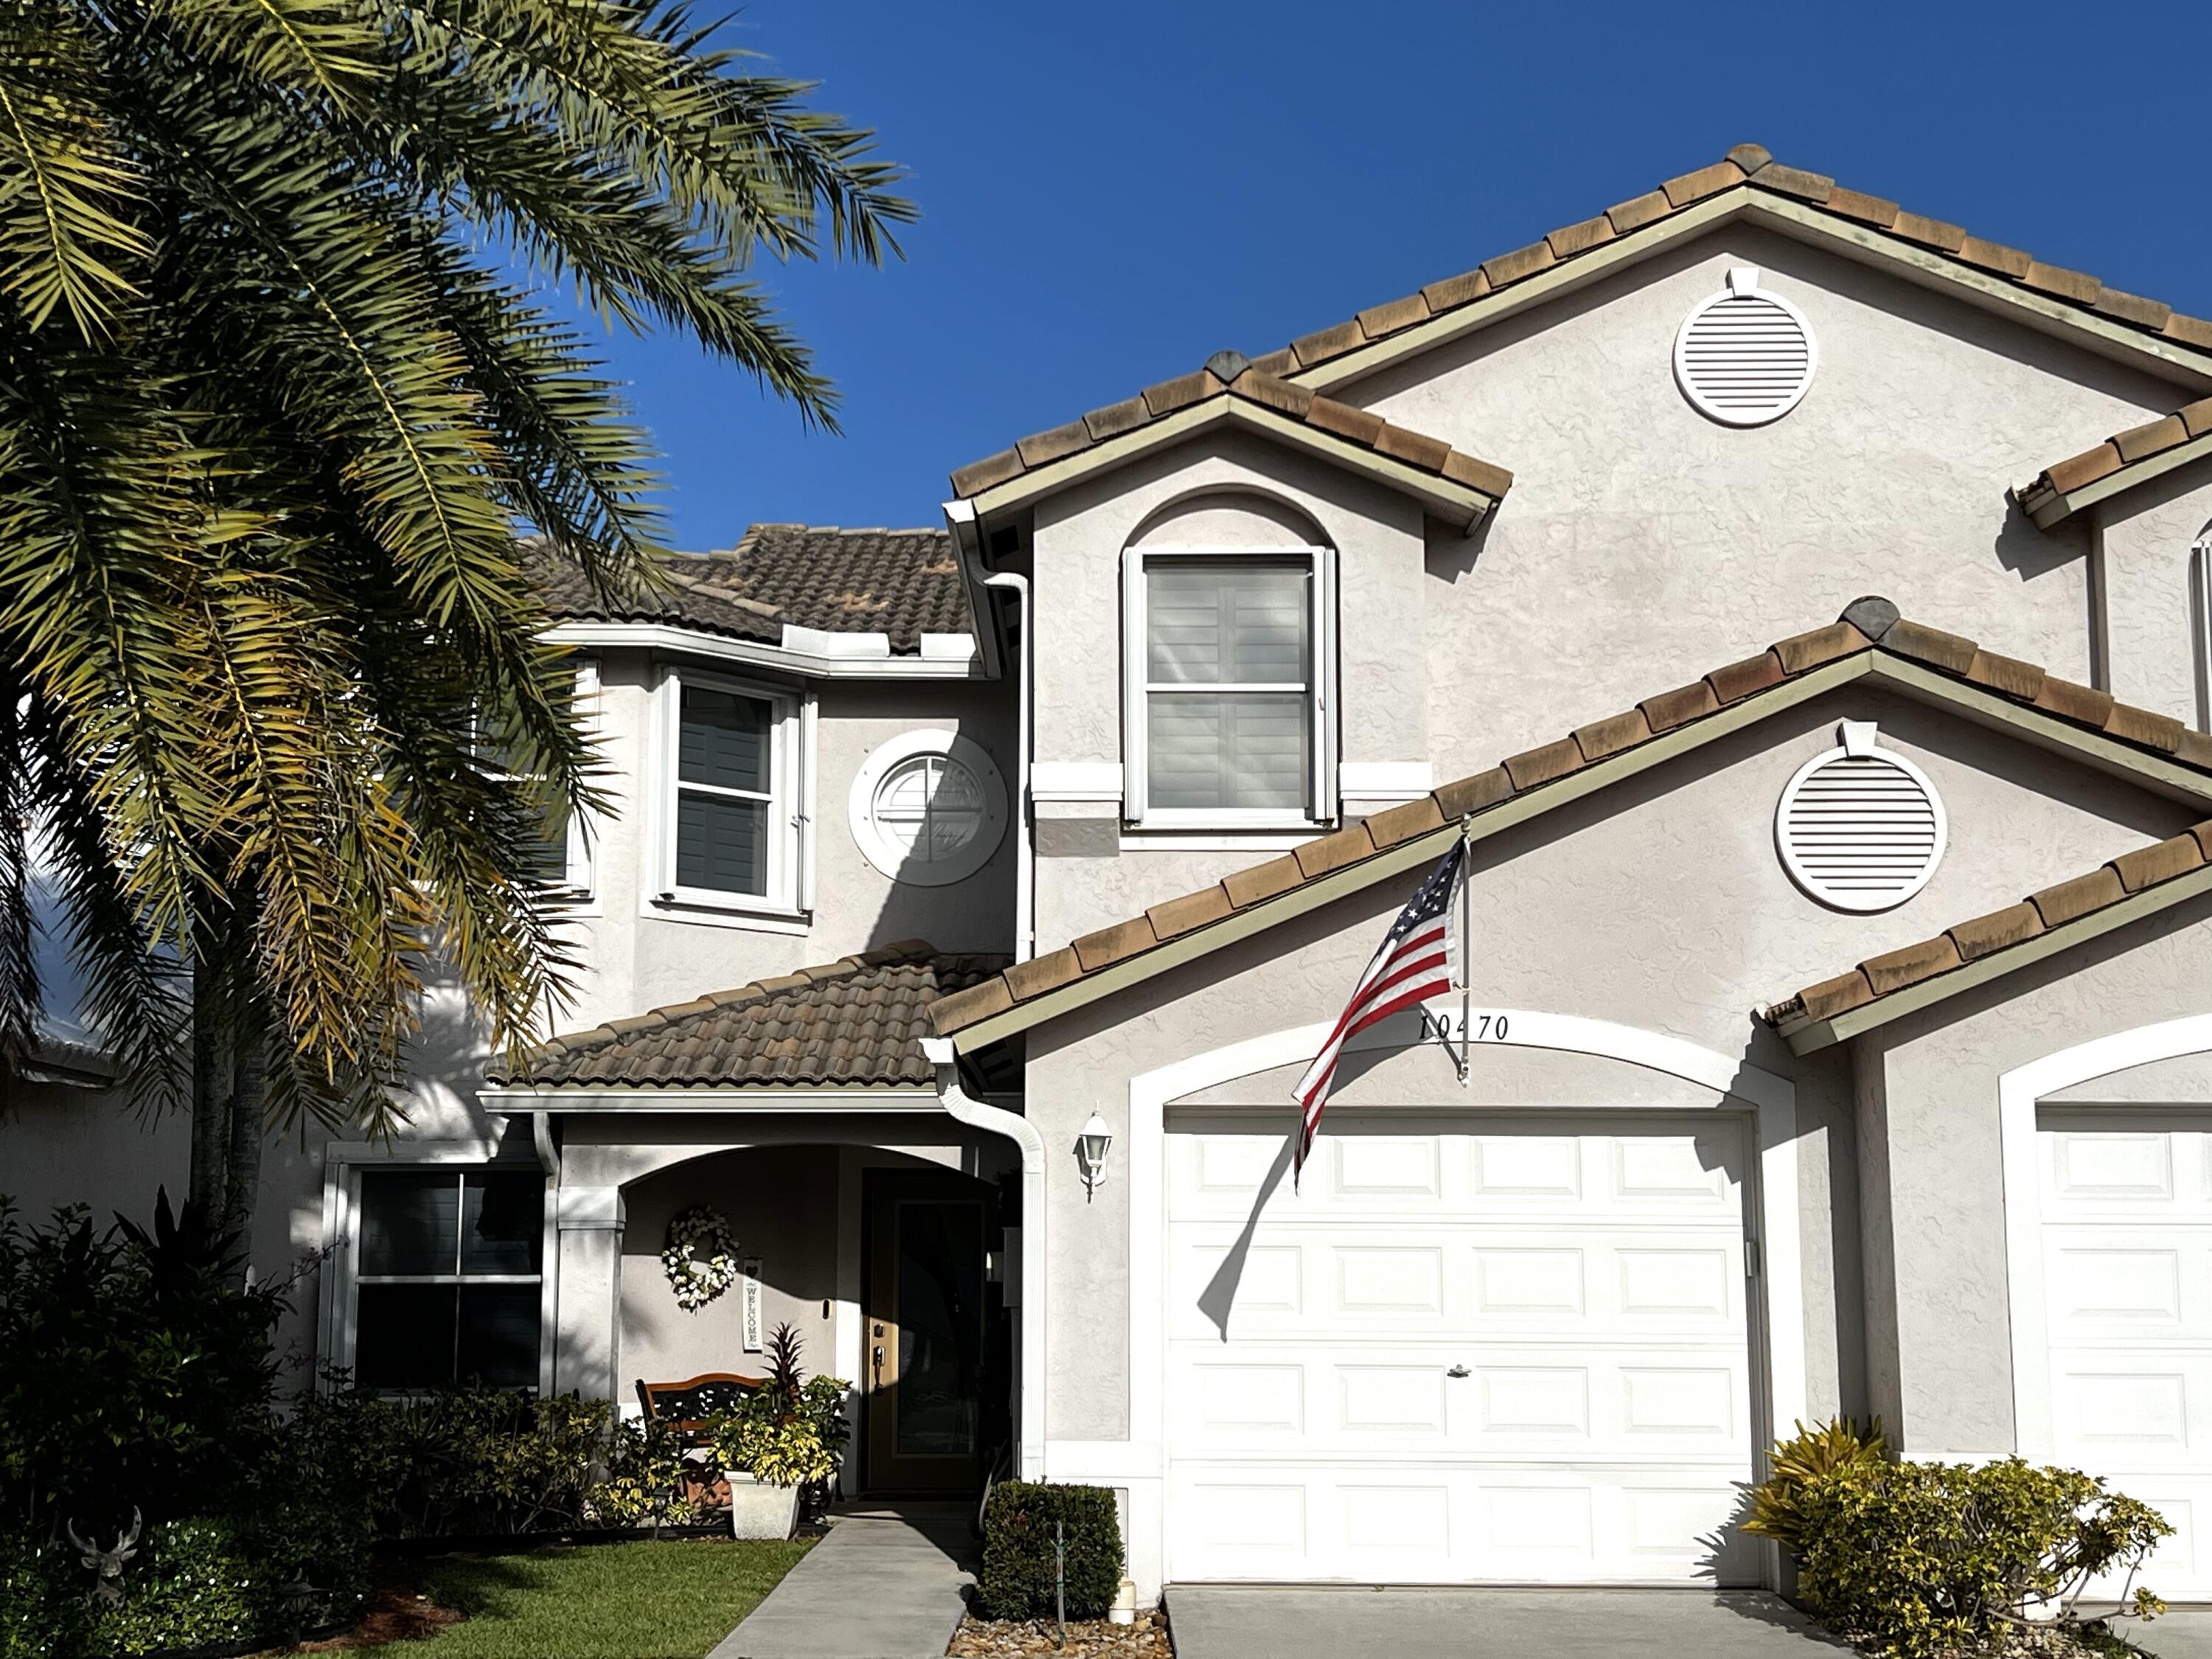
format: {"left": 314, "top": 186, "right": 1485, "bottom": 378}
{"left": 241, "top": 1565, "right": 462, "bottom": 1655}
{"left": 946, "top": 1610, "right": 1172, "bottom": 1658}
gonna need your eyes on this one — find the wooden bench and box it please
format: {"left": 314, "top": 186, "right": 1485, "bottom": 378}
{"left": 635, "top": 1371, "right": 768, "bottom": 1449}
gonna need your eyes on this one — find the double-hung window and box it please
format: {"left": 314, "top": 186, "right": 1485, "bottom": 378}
{"left": 1123, "top": 547, "right": 1334, "bottom": 825}
{"left": 469, "top": 661, "right": 597, "bottom": 897}
{"left": 658, "top": 668, "right": 809, "bottom": 913}
{"left": 351, "top": 1168, "right": 544, "bottom": 1392}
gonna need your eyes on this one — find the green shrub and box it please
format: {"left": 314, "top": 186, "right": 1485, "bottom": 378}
{"left": 976, "top": 1481, "right": 1121, "bottom": 1621}
{"left": 1790, "top": 1457, "right": 2170, "bottom": 1658}
{"left": 0, "top": 1535, "right": 87, "bottom": 1659}
{"left": 1742, "top": 1416, "right": 1886, "bottom": 1551}
{"left": 588, "top": 1414, "right": 694, "bottom": 1530}
{"left": 83, "top": 1517, "right": 259, "bottom": 1657}
{"left": 709, "top": 1375, "right": 852, "bottom": 1492}
{"left": 0, "top": 1194, "right": 288, "bottom": 1539}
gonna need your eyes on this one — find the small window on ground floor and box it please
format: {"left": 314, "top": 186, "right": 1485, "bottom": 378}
{"left": 352, "top": 1168, "right": 543, "bottom": 1392}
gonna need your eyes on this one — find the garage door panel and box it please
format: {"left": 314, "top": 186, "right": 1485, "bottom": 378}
{"left": 1168, "top": 1225, "right": 1742, "bottom": 1342}
{"left": 1166, "top": 1461, "right": 1758, "bottom": 1585}
{"left": 1166, "top": 1112, "right": 1756, "bottom": 1586}
{"left": 2038, "top": 1110, "right": 2212, "bottom": 1600}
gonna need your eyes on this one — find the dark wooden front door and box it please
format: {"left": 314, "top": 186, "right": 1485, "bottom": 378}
{"left": 863, "top": 1172, "right": 990, "bottom": 1493}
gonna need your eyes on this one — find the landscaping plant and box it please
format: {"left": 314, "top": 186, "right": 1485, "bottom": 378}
{"left": 1742, "top": 1415, "right": 1887, "bottom": 1553}
{"left": 1744, "top": 1435, "right": 2171, "bottom": 1658}
{"left": 975, "top": 1482, "right": 1123, "bottom": 1622}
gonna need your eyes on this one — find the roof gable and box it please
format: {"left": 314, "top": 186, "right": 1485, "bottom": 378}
{"left": 929, "top": 598, "right": 2212, "bottom": 1051}
{"left": 948, "top": 147, "right": 2212, "bottom": 505}
{"left": 2019, "top": 396, "right": 2212, "bottom": 527}
{"left": 949, "top": 364, "right": 1512, "bottom": 532}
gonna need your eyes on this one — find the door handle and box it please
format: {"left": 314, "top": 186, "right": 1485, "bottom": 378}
{"left": 1446, "top": 1364, "right": 1470, "bottom": 1379}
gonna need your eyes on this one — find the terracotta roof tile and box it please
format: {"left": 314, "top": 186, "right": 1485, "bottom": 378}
{"left": 1604, "top": 189, "right": 1674, "bottom": 234}
{"left": 490, "top": 944, "right": 1006, "bottom": 1089}
{"left": 945, "top": 366, "right": 1510, "bottom": 518}
{"left": 532, "top": 526, "right": 973, "bottom": 654}
{"left": 1420, "top": 268, "right": 1492, "bottom": 312}
{"left": 1480, "top": 239, "right": 1558, "bottom": 288}
{"left": 2021, "top": 403, "right": 2212, "bottom": 524}
{"left": 1767, "top": 819, "right": 2212, "bottom": 1037}
{"left": 933, "top": 597, "right": 2212, "bottom": 1040}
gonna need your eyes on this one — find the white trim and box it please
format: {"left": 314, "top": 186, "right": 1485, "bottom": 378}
{"left": 1115, "top": 830, "right": 1321, "bottom": 852}
{"left": 846, "top": 728, "right": 1009, "bottom": 886}
{"left": 1121, "top": 544, "right": 1338, "bottom": 829}
{"left": 477, "top": 1087, "right": 943, "bottom": 1112}
{"left": 1339, "top": 759, "right": 1434, "bottom": 802}
{"left": 780, "top": 623, "right": 889, "bottom": 658}
{"left": 1107, "top": 1004, "right": 1801, "bottom": 1601}
{"left": 2000, "top": 1014, "right": 2212, "bottom": 1464}
{"left": 541, "top": 621, "right": 981, "bottom": 679}
{"left": 1032, "top": 761, "right": 1124, "bottom": 804}
{"left": 647, "top": 664, "right": 812, "bottom": 918}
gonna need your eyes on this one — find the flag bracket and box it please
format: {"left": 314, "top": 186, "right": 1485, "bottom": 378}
{"left": 1416, "top": 1007, "right": 1470, "bottom": 1083}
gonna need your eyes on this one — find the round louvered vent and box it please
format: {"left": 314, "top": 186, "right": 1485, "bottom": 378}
{"left": 1674, "top": 267, "right": 1817, "bottom": 426}
{"left": 1776, "top": 722, "right": 1946, "bottom": 912}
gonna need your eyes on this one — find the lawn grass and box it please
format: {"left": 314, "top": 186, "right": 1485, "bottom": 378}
{"left": 349, "top": 1537, "right": 814, "bottom": 1659}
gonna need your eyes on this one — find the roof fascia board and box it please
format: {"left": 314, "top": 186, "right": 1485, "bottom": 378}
{"left": 1292, "top": 195, "right": 1747, "bottom": 396}
{"left": 948, "top": 655, "right": 1875, "bottom": 1051}
{"left": 964, "top": 400, "right": 1496, "bottom": 530}
{"left": 1778, "top": 861, "right": 2212, "bottom": 1056}
{"left": 540, "top": 621, "right": 983, "bottom": 679}
{"left": 479, "top": 1085, "right": 941, "bottom": 1112}
{"left": 1742, "top": 200, "right": 2212, "bottom": 392}
{"left": 2025, "top": 432, "right": 2212, "bottom": 529}
{"left": 1865, "top": 656, "right": 2212, "bottom": 807}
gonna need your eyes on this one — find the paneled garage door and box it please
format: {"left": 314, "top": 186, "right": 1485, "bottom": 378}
{"left": 2038, "top": 1109, "right": 2212, "bottom": 1599}
{"left": 1164, "top": 1111, "right": 1760, "bottom": 1585}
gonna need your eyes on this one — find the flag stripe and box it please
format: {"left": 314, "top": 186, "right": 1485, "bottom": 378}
{"left": 1291, "top": 841, "right": 1468, "bottom": 1186}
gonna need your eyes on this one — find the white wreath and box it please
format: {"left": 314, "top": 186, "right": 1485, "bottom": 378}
{"left": 661, "top": 1206, "right": 740, "bottom": 1312}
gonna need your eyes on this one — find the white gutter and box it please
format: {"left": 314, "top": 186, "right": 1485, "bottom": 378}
{"left": 2194, "top": 531, "right": 2212, "bottom": 734}
{"left": 921, "top": 1035, "right": 1046, "bottom": 1482}
{"left": 982, "top": 569, "right": 1036, "bottom": 962}
{"left": 540, "top": 621, "right": 981, "bottom": 680}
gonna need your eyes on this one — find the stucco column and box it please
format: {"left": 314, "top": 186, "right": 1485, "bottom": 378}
{"left": 553, "top": 1186, "right": 625, "bottom": 1402}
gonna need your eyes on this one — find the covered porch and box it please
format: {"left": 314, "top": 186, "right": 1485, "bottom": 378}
{"left": 479, "top": 942, "right": 1039, "bottom": 1500}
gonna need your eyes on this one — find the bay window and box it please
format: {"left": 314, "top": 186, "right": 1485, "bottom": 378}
{"left": 1122, "top": 546, "right": 1334, "bottom": 825}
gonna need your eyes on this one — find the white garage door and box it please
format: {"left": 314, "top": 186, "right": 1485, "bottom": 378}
{"left": 2039, "top": 1108, "right": 2212, "bottom": 1599}
{"left": 1165, "top": 1111, "right": 1760, "bottom": 1585}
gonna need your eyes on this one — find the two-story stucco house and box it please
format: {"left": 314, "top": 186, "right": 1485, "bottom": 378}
{"left": 15, "top": 143, "right": 2212, "bottom": 1604}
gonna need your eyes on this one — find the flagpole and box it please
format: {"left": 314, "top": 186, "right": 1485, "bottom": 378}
{"left": 1458, "top": 815, "right": 1472, "bottom": 1088}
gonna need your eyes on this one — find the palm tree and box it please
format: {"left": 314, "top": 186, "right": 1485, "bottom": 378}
{"left": 0, "top": 0, "right": 911, "bottom": 1230}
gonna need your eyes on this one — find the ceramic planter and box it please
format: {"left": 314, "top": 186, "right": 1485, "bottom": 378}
{"left": 724, "top": 1470, "right": 800, "bottom": 1540}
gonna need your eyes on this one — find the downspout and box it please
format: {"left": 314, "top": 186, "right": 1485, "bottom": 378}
{"left": 527, "top": 1107, "right": 560, "bottom": 1399}
{"left": 982, "top": 571, "right": 1035, "bottom": 962}
{"left": 921, "top": 1035, "right": 1046, "bottom": 1481}
{"left": 2193, "top": 530, "right": 2212, "bottom": 733}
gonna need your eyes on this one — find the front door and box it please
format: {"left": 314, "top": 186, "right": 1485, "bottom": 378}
{"left": 864, "top": 1172, "right": 989, "bottom": 1493}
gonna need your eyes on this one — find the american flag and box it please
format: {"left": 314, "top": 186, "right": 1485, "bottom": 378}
{"left": 1290, "top": 839, "right": 1468, "bottom": 1187}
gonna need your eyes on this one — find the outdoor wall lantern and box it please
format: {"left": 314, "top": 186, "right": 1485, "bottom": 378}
{"left": 1076, "top": 1114, "right": 1113, "bottom": 1199}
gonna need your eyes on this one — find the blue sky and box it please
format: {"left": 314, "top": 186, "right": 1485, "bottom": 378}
{"left": 580, "top": 0, "right": 2212, "bottom": 549}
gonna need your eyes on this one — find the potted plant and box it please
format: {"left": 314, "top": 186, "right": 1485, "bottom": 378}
{"left": 710, "top": 1325, "right": 851, "bottom": 1540}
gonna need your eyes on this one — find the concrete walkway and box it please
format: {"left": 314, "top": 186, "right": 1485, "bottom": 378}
{"left": 1168, "top": 1585, "right": 1853, "bottom": 1658}
{"left": 709, "top": 1505, "right": 975, "bottom": 1659}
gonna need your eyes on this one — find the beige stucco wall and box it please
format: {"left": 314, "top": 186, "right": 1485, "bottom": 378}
{"left": 1354, "top": 223, "right": 2185, "bottom": 775}
{"left": 1017, "top": 220, "right": 2204, "bottom": 966}
{"left": 1857, "top": 894, "right": 2212, "bottom": 1454}
{"left": 2100, "top": 460, "right": 2212, "bottom": 728}
{"left": 619, "top": 1145, "right": 841, "bottom": 1391}
{"left": 561, "top": 658, "right": 1016, "bottom": 1032}
{"left": 1022, "top": 684, "right": 2195, "bottom": 1440}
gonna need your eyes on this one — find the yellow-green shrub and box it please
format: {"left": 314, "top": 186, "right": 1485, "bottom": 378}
{"left": 1788, "top": 1457, "right": 2168, "bottom": 1659}
{"left": 1742, "top": 1416, "right": 1886, "bottom": 1552}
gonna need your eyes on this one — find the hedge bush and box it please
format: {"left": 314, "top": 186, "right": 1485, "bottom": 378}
{"left": 976, "top": 1481, "right": 1121, "bottom": 1621}
{"left": 1755, "top": 1445, "right": 2171, "bottom": 1659}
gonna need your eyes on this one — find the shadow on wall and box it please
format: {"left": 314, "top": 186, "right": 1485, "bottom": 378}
{"left": 619, "top": 1146, "right": 842, "bottom": 1391}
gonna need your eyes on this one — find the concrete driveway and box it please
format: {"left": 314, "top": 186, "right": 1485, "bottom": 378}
{"left": 1166, "top": 1586, "right": 1851, "bottom": 1658}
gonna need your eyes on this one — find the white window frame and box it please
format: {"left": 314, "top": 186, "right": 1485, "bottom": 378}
{"left": 1121, "top": 543, "right": 1337, "bottom": 828}
{"left": 319, "top": 1149, "right": 556, "bottom": 1397}
{"left": 651, "top": 663, "right": 812, "bottom": 919}
{"left": 470, "top": 660, "right": 600, "bottom": 904}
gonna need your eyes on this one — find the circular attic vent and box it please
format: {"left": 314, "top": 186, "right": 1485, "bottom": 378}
{"left": 1776, "top": 722, "right": 1946, "bottom": 912}
{"left": 1674, "top": 267, "right": 1817, "bottom": 426}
